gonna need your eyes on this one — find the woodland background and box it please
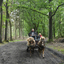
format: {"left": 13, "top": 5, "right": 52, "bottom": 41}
{"left": 0, "top": 0, "right": 64, "bottom": 43}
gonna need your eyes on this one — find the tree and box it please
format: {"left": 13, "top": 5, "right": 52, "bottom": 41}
{"left": 2, "top": 0, "right": 64, "bottom": 41}
{"left": 0, "top": 5, "right": 3, "bottom": 43}
{"left": 5, "top": 0, "right": 9, "bottom": 41}
{"left": 0, "top": 0, "right": 3, "bottom": 6}
{"left": 0, "top": 0, "right": 3, "bottom": 43}
{"left": 20, "top": 0, "right": 64, "bottom": 41}
{"left": 9, "top": 20, "right": 12, "bottom": 40}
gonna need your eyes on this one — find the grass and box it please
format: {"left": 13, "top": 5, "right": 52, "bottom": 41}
{"left": 0, "top": 39, "right": 25, "bottom": 46}
{"left": 46, "top": 45, "right": 64, "bottom": 54}
{"left": 53, "top": 47, "right": 64, "bottom": 54}
{"left": 58, "top": 49, "right": 64, "bottom": 54}
{"left": 0, "top": 41, "right": 8, "bottom": 46}
{"left": 9, "top": 39, "right": 23, "bottom": 42}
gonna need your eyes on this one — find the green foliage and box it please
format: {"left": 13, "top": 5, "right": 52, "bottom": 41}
{"left": 12, "top": 0, "right": 64, "bottom": 37}
{"left": 1, "top": 0, "right": 64, "bottom": 40}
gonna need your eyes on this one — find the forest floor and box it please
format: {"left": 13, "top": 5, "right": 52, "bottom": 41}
{"left": 0, "top": 41, "right": 64, "bottom": 64}
{"left": 46, "top": 38, "right": 64, "bottom": 55}
{"left": 0, "top": 37, "right": 27, "bottom": 46}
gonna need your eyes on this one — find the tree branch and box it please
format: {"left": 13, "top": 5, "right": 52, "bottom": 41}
{"left": 17, "top": 5, "right": 49, "bottom": 17}
{"left": 52, "top": 3, "right": 64, "bottom": 17}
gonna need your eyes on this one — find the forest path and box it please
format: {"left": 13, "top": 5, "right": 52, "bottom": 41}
{"left": 0, "top": 41, "right": 64, "bottom": 64}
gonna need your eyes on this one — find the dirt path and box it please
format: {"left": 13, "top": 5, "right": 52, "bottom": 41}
{"left": 0, "top": 41, "right": 64, "bottom": 64}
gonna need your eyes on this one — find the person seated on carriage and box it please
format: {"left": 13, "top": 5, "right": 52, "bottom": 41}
{"left": 38, "top": 33, "right": 43, "bottom": 37}
{"left": 28, "top": 29, "right": 38, "bottom": 39}
{"left": 38, "top": 33, "right": 45, "bottom": 40}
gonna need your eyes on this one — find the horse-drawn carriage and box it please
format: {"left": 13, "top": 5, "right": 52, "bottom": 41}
{"left": 27, "top": 34, "right": 45, "bottom": 58}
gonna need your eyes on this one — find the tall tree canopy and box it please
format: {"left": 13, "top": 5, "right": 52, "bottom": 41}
{"left": 0, "top": 0, "right": 64, "bottom": 43}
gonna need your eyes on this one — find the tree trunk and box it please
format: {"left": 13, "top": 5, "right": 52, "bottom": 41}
{"left": 43, "top": 16, "right": 45, "bottom": 36}
{"left": 49, "top": 0, "right": 53, "bottom": 41}
{"left": 49, "top": 12, "right": 52, "bottom": 41}
{"left": 5, "top": 20, "right": 8, "bottom": 41}
{"left": 53, "top": 21, "right": 55, "bottom": 38}
{"left": 15, "top": 18, "right": 17, "bottom": 39}
{"left": 5, "top": 0, "right": 9, "bottom": 42}
{"left": 9, "top": 20, "right": 12, "bottom": 40}
{"left": 52, "top": 17, "right": 55, "bottom": 38}
{"left": 0, "top": 0, "right": 3, "bottom": 6}
{"left": 58, "top": 20, "right": 61, "bottom": 37}
{"left": 23, "top": 21, "right": 24, "bottom": 39}
{"left": 19, "top": 18, "right": 21, "bottom": 38}
{"left": 0, "top": 5, "right": 3, "bottom": 43}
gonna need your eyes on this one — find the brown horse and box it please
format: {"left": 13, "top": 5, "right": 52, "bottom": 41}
{"left": 27, "top": 37, "right": 36, "bottom": 56}
{"left": 38, "top": 37, "right": 45, "bottom": 58}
